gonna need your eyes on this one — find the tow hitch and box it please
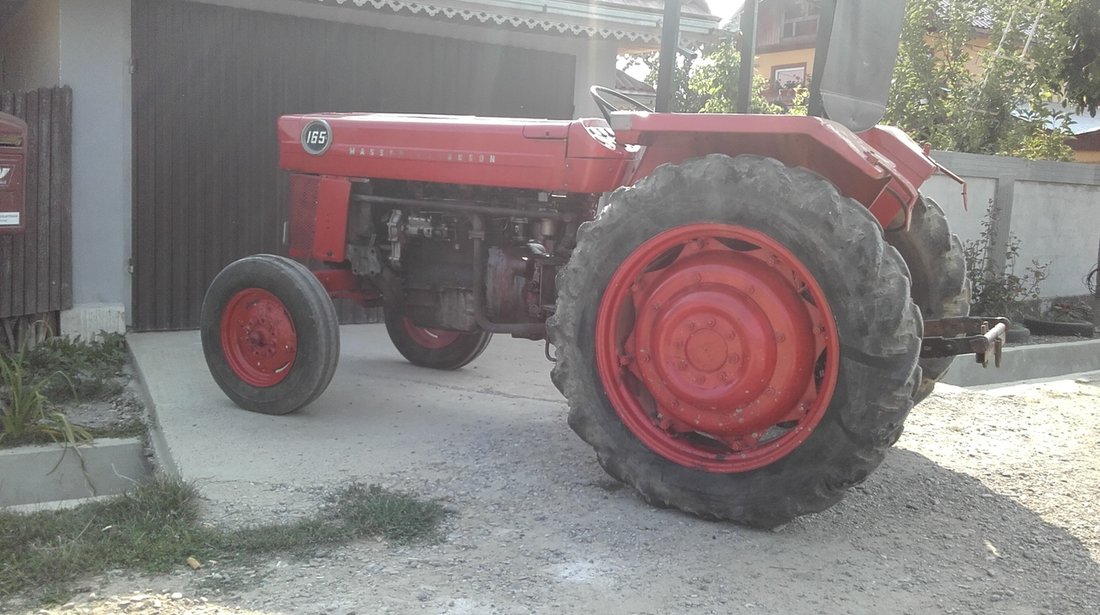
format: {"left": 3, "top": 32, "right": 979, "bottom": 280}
{"left": 922, "top": 317, "right": 1011, "bottom": 368}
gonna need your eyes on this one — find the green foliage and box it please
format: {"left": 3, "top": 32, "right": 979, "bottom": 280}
{"left": 1, "top": 332, "right": 127, "bottom": 447}
{"left": 1059, "top": 0, "right": 1100, "bottom": 116}
{"left": 0, "top": 479, "right": 449, "bottom": 603}
{"left": 617, "top": 0, "right": 1094, "bottom": 161}
{"left": 19, "top": 332, "right": 128, "bottom": 401}
{"left": 962, "top": 204, "right": 1049, "bottom": 318}
{"left": 0, "top": 351, "right": 90, "bottom": 446}
{"left": 885, "top": 0, "right": 1076, "bottom": 161}
{"left": 685, "top": 35, "right": 782, "bottom": 114}
{"left": 622, "top": 30, "right": 780, "bottom": 114}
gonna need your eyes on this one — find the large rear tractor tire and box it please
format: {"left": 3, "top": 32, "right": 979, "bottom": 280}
{"left": 383, "top": 308, "right": 492, "bottom": 370}
{"left": 201, "top": 254, "right": 340, "bottom": 415}
{"left": 886, "top": 197, "right": 970, "bottom": 404}
{"left": 548, "top": 155, "right": 921, "bottom": 528}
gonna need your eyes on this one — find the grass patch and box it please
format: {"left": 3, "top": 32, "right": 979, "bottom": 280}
{"left": 19, "top": 333, "right": 129, "bottom": 402}
{"left": 0, "top": 478, "right": 448, "bottom": 603}
{"left": 0, "top": 351, "right": 90, "bottom": 447}
{"left": 1, "top": 333, "right": 136, "bottom": 448}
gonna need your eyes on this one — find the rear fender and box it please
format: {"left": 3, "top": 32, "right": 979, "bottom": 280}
{"left": 612, "top": 112, "right": 937, "bottom": 230}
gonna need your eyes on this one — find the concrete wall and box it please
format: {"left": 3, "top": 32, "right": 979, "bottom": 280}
{"left": 921, "top": 151, "right": 1100, "bottom": 299}
{"left": 56, "top": 0, "right": 132, "bottom": 334}
{"left": 0, "top": 0, "right": 60, "bottom": 91}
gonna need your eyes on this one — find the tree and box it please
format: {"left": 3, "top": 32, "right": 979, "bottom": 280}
{"left": 1059, "top": 0, "right": 1100, "bottom": 116}
{"left": 885, "top": 0, "right": 1076, "bottom": 160}
{"left": 620, "top": 0, "right": 1095, "bottom": 161}
{"left": 621, "top": 28, "right": 780, "bottom": 114}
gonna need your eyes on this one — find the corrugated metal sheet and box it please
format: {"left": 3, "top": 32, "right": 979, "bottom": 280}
{"left": 132, "top": 0, "right": 576, "bottom": 331}
{"left": 0, "top": 0, "right": 27, "bottom": 30}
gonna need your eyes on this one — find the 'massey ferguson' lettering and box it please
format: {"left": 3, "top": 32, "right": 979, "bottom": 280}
{"left": 344, "top": 146, "right": 496, "bottom": 164}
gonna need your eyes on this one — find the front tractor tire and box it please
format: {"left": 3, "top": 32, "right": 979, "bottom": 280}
{"left": 383, "top": 307, "right": 492, "bottom": 370}
{"left": 201, "top": 254, "right": 340, "bottom": 415}
{"left": 548, "top": 155, "right": 922, "bottom": 528}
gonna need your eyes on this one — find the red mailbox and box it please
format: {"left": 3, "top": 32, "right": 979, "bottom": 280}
{"left": 0, "top": 112, "right": 27, "bottom": 235}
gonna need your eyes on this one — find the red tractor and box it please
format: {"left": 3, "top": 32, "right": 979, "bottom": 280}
{"left": 200, "top": 1, "right": 1006, "bottom": 527}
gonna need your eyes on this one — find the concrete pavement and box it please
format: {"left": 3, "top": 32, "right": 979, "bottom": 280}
{"left": 129, "top": 325, "right": 1100, "bottom": 523}
{"left": 128, "top": 325, "right": 572, "bottom": 524}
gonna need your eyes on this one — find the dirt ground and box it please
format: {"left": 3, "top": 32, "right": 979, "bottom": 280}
{"left": 13, "top": 371, "right": 1100, "bottom": 615}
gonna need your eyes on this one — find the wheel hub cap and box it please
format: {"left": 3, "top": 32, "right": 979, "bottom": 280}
{"left": 596, "top": 224, "right": 840, "bottom": 472}
{"left": 220, "top": 288, "right": 297, "bottom": 387}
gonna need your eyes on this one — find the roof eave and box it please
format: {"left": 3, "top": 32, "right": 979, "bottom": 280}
{"left": 312, "top": 0, "right": 721, "bottom": 45}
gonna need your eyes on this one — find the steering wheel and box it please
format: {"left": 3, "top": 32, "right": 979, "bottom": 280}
{"left": 590, "top": 85, "right": 655, "bottom": 124}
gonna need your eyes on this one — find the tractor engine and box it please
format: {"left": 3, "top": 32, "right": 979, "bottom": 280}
{"left": 329, "top": 180, "right": 590, "bottom": 339}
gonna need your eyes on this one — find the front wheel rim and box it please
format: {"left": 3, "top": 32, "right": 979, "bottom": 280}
{"left": 595, "top": 224, "right": 840, "bottom": 473}
{"left": 220, "top": 288, "right": 298, "bottom": 387}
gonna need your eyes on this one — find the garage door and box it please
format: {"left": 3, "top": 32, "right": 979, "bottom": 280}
{"left": 132, "top": 0, "right": 577, "bottom": 330}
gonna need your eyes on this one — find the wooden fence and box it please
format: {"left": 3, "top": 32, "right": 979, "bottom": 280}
{"left": 0, "top": 86, "right": 72, "bottom": 329}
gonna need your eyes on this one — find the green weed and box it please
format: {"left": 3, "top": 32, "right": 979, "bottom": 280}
{"left": 0, "top": 351, "right": 90, "bottom": 446}
{"left": 963, "top": 204, "right": 1049, "bottom": 319}
{"left": 19, "top": 332, "right": 128, "bottom": 402}
{"left": 0, "top": 478, "right": 448, "bottom": 603}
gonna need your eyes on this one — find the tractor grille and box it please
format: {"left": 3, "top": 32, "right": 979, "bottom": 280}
{"left": 288, "top": 173, "right": 319, "bottom": 259}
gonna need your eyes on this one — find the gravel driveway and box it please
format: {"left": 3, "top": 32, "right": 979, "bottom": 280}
{"left": 25, "top": 368, "right": 1100, "bottom": 615}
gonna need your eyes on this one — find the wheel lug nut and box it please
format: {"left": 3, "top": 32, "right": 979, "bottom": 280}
{"left": 728, "top": 353, "right": 740, "bottom": 364}
{"left": 776, "top": 332, "right": 786, "bottom": 343}
{"left": 686, "top": 321, "right": 696, "bottom": 331}
{"left": 706, "top": 318, "right": 716, "bottom": 328}
{"left": 677, "top": 360, "right": 688, "bottom": 370}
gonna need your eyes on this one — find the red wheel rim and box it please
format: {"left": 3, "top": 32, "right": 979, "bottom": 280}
{"left": 220, "top": 288, "right": 298, "bottom": 387}
{"left": 402, "top": 317, "right": 462, "bottom": 349}
{"left": 595, "top": 224, "right": 840, "bottom": 473}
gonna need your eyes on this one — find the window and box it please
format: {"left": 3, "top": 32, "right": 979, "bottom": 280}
{"left": 773, "top": 65, "right": 807, "bottom": 89}
{"left": 781, "top": 0, "right": 820, "bottom": 39}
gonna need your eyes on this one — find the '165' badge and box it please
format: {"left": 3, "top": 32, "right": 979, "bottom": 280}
{"left": 301, "top": 120, "right": 332, "bottom": 156}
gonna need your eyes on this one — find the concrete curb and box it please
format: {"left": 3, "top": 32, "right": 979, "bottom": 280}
{"left": 940, "top": 339, "right": 1100, "bottom": 387}
{"left": 0, "top": 437, "right": 152, "bottom": 508}
{"left": 128, "top": 341, "right": 180, "bottom": 479}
